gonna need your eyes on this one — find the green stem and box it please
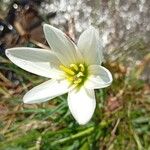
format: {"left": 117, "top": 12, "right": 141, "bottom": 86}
{"left": 52, "top": 126, "right": 94, "bottom": 145}
{"left": 52, "top": 120, "right": 111, "bottom": 146}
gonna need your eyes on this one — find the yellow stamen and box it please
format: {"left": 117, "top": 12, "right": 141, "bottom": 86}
{"left": 79, "top": 64, "right": 85, "bottom": 72}
{"left": 70, "top": 64, "right": 78, "bottom": 71}
{"left": 74, "top": 78, "right": 82, "bottom": 84}
{"left": 76, "top": 72, "right": 84, "bottom": 78}
{"left": 60, "top": 63, "right": 87, "bottom": 87}
{"left": 60, "top": 65, "right": 75, "bottom": 75}
{"left": 67, "top": 76, "right": 74, "bottom": 81}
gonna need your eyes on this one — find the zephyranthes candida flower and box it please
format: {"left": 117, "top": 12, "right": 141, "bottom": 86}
{"left": 6, "top": 24, "right": 112, "bottom": 125}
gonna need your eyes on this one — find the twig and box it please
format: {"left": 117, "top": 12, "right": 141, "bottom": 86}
{"left": 107, "top": 118, "right": 120, "bottom": 150}
{"left": 132, "top": 129, "right": 143, "bottom": 150}
{"left": 30, "top": 39, "right": 50, "bottom": 50}
{"left": 67, "top": 17, "right": 76, "bottom": 41}
{"left": 1, "top": 105, "right": 21, "bottom": 134}
{"left": 14, "top": 21, "right": 50, "bottom": 50}
{"left": 0, "top": 72, "right": 12, "bottom": 84}
{"left": 111, "top": 118, "right": 120, "bottom": 136}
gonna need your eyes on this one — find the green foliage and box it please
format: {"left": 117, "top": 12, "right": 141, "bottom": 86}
{"left": 0, "top": 54, "right": 150, "bottom": 149}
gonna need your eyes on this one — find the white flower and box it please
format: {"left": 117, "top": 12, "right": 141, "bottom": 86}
{"left": 5, "top": 24, "right": 113, "bottom": 125}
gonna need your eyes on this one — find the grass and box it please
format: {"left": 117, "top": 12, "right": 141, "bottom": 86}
{"left": 0, "top": 0, "right": 150, "bottom": 148}
{"left": 0, "top": 39, "right": 150, "bottom": 150}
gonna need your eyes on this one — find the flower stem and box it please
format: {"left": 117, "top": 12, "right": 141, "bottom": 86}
{"left": 52, "top": 120, "right": 111, "bottom": 146}
{"left": 52, "top": 126, "right": 94, "bottom": 145}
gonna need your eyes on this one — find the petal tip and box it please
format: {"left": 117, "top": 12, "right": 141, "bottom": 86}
{"left": 43, "top": 23, "right": 49, "bottom": 32}
{"left": 23, "top": 92, "right": 35, "bottom": 104}
{"left": 77, "top": 119, "right": 90, "bottom": 125}
{"left": 43, "top": 24, "right": 56, "bottom": 32}
{"left": 89, "top": 25, "right": 96, "bottom": 30}
{"left": 23, "top": 95, "right": 31, "bottom": 104}
{"left": 88, "top": 25, "right": 98, "bottom": 32}
{"left": 5, "top": 48, "right": 13, "bottom": 60}
{"left": 43, "top": 23, "right": 49, "bottom": 28}
{"left": 43, "top": 24, "right": 53, "bottom": 33}
{"left": 5, "top": 49, "right": 10, "bottom": 56}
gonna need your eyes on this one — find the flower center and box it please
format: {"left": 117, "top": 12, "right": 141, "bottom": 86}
{"left": 60, "top": 63, "right": 88, "bottom": 87}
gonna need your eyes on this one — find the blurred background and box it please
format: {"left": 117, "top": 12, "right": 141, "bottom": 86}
{"left": 0, "top": 0, "right": 150, "bottom": 149}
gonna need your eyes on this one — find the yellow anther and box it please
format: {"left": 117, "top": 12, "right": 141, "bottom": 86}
{"left": 60, "top": 65, "right": 75, "bottom": 75}
{"left": 74, "top": 78, "right": 82, "bottom": 84}
{"left": 70, "top": 64, "right": 78, "bottom": 71}
{"left": 60, "top": 63, "right": 87, "bottom": 86}
{"left": 76, "top": 72, "right": 84, "bottom": 78}
{"left": 67, "top": 76, "right": 74, "bottom": 81}
{"left": 79, "top": 64, "right": 85, "bottom": 72}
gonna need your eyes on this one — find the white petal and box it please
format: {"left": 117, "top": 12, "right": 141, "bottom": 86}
{"left": 43, "top": 24, "right": 81, "bottom": 65}
{"left": 5, "top": 47, "right": 62, "bottom": 79}
{"left": 77, "top": 26, "right": 103, "bottom": 65}
{"left": 23, "top": 79, "right": 70, "bottom": 104}
{"left": 85, "top": 65, "right": 113, "bottom": 89}
{"left": 68, "top": 88, "right": 96, "bottom": 125}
